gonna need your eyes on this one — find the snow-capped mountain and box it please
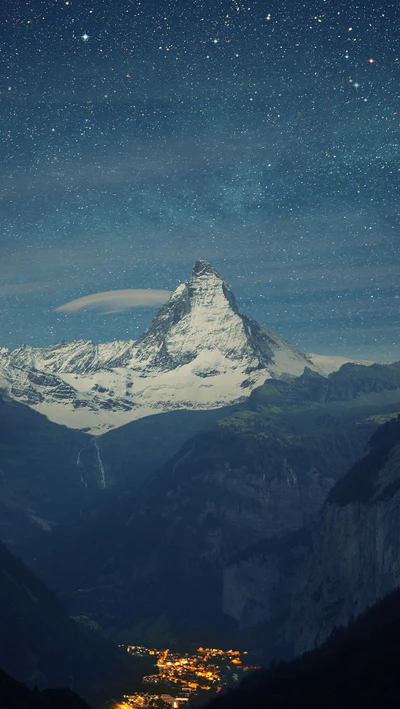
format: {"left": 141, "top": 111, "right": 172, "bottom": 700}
{"left": 5, "top": 338, "right": 136, "bottom": 374}
{"left": 0, "top": 260, "right": 323, "bottom": 434}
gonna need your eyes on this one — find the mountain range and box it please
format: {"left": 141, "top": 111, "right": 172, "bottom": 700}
{"left": 0, "top": 258, "right": 354, "bottom": 553}
{"left": 0, "top": 260, "right": 328, "bottom": 434}
{"left": 33, "top": 363, "right": 400, "bottom": 648}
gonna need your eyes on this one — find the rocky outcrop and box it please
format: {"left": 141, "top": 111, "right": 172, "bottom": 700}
{"left": 223, "top": 528, "right": 311, "bottom": 658}
{"left": 222, "top": 415, "right": 400, "bottom": 660}
{"left": 289, "top": 415, "right": 400, "bottom": 654}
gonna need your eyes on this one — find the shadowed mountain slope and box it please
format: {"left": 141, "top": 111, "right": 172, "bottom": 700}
{"left": 0, "top": 668, "right": 91, "bottom": 709}
{"left": 206, "top": 587, "right": 400, "bottom": 709}
{"left": 222, "top": 413, "right": 400, "bottom": 663}
{"left": 0, "top": 395, "right": 93, "bottom": 551}
{"left": 0, "top": 392, "right": 236, "bottom": 552}
{"left": 0, "top": 539, "right": 149, "bottom": 706}
{"left": 34, "top": 364, "right": 400, "bottom": 647}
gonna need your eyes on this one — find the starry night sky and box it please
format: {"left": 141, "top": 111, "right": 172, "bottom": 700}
{"left": 0, "top": 0, "right": 399, "bottom": 359}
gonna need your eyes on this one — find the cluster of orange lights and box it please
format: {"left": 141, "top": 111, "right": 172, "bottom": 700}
{"left": 114, "top": 645, "right": 258, "bottom": 709}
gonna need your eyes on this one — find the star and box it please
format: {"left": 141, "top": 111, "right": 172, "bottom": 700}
{"left": 81, "top": 33, "right": 90, "bottom": 42}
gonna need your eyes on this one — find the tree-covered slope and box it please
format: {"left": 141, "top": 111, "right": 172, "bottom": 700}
{"left": 206, "top": 587, "right": 400, "bottom": 709}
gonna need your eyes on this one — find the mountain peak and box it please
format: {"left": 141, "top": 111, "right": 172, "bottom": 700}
{"left": 131, "top": 259, "right": 320, "bottom": 386}
{"left": 192, "top": 259, "right": 222, "bottom": 278}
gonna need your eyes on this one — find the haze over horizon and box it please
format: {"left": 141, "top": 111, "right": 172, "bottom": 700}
{"left": 0, "top": 0, "right": 399, "bottom": 360}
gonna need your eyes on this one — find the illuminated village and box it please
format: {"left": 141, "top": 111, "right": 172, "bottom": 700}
{"left": 113, "top": 645, "right": 258, "bottom": 709}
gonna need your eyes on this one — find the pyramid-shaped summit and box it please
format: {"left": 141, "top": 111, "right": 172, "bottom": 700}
{"left": 192, "top": 258, "right": 218, "bottom": 274}
{"left": 131, "top": 258, "right": 320, "bottom": 379}
{"left": 0, "top": 260, "right": 322, "bottom": 433}
{"left": 133, "top": 258, "right": 244, "bottom": 370}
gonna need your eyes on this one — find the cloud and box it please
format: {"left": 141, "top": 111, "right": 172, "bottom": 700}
{"left": 55, "top": 289, "right": 171, "bottom": 313}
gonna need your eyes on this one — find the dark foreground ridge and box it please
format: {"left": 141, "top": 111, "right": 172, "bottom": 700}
{"left": 0, "top": 667, "right": 91, "bottom": 709}
{"left": 206, "top": 587, "right": 400, "bottom": 709}
{"left": 0, "top": 539, "right": 149, "bottom": 706}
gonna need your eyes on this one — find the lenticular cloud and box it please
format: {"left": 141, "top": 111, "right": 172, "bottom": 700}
{"left": 55, "top": 289, "right": 171, "bottom": 313}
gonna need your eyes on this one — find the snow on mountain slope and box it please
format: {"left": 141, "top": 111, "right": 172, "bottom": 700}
{"left": 307, "top": 353, "right": 379, "bottom": 375}
{"left": 0, "top": 260, "right": 324, "bottom": 434}
{"left": 6, "top": 338, "right": 136, "bottom": 374}
{"left": 131, "top": 259, "right": 318, "bottom": 378}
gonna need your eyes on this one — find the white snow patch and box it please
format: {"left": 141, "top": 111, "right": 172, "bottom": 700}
{"left": 31, "top": 350, "right": 272, "bottom": 434}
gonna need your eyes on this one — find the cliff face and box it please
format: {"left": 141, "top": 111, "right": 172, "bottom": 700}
{"left": 289, "top": 417, "right": 400, "bottom": 654}
{"left": 206, "top": 588, "right": 400, "bottom": 709}
{"left": 222, "top": 415, "right": 400, "bottom": 660}
{"left": 222, "top": 528, "right": 310, "bottom": 659}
